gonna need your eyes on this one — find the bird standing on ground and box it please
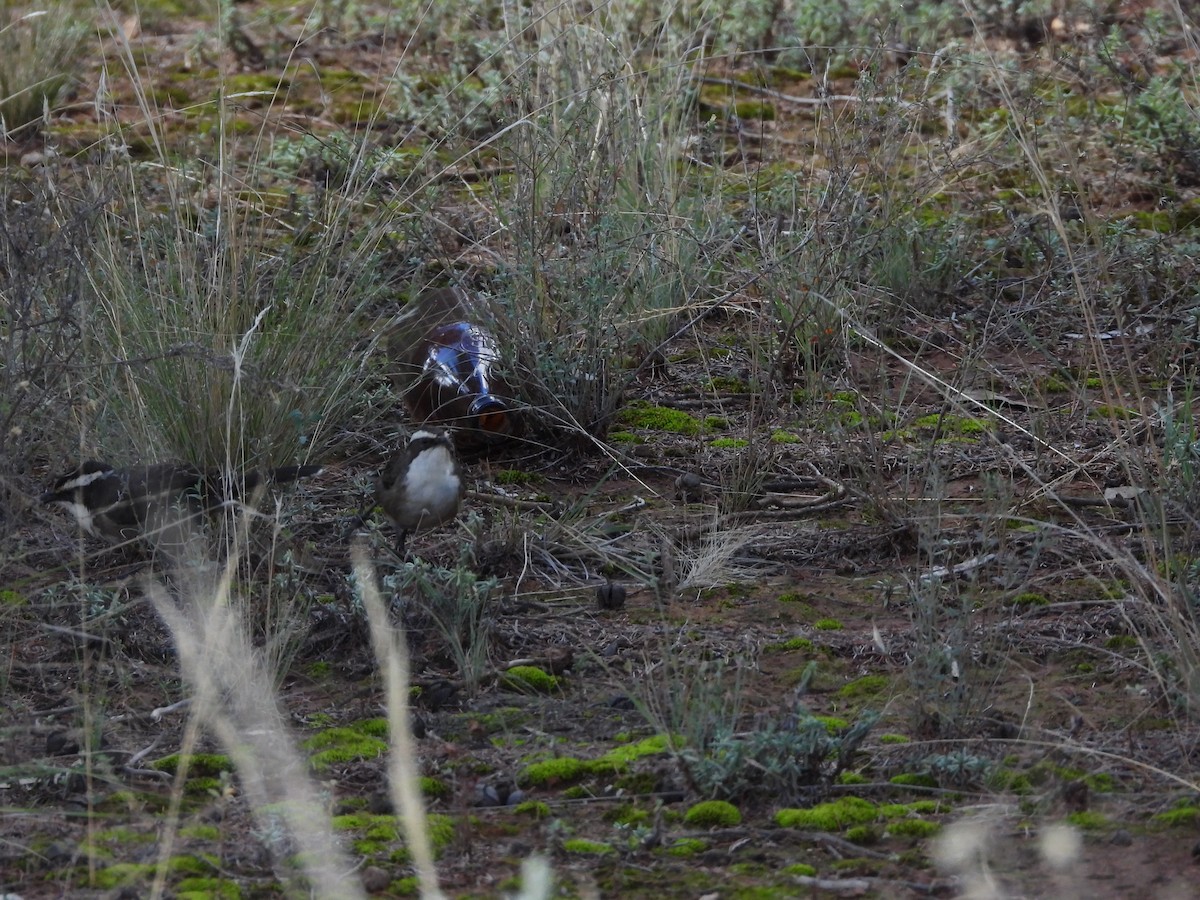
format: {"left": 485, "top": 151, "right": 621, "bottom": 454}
{"left": 374, "top": 429, "right": 465, "bottom": 555}
{"left": 41, "top": 460, "right": 323, "bottom": 547}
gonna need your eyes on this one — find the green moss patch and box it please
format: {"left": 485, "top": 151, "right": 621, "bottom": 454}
{"left": 608, "top": 430, "right": 646, "bottom": 444}
{"left": 766, "top": 636, "right": 815, "bottom": 653}
{"left": 776, "top": 797, "right": 878, "bottom": 831}
{"left": 815, "top": 715, "right": 849, "bottom": 732}
{"left": 500, "top": 665, "right": 560, "bottom": 694}
{"left": 1012, "top": 592, "right": 1049, "bottom": 606}
{"left": 151, "top": 753, "right": 232, "bottom": 777}
{"left": 495, "top": 469, "right": 541, "bottom": 485}
{"left": 784, "top": 863, "right": 818, "bottom": 876}
{"left": 885, "top": 819, "right": 941, "bottom": 838}
{"left": 665, "top": 837, "right": 709, "bottom": 856}
{"left": 912, "top": 413, "right": 990, "bottom": 435}
{"left": 93, "top": 862, "right": 155, "bottom": 890}
{"left": 176, "top": 876, "right": 242, "bottom": 899}
{"left": 838, "top": 674, "right": 889, "bottom": 700}
{"left": 617, "top": 402, "right": 702, "bottom": 435}
{"left": 304, "top": 725, "right": 389, "bottom": 771}
{"left": 844, "top": 824, "right": 879, "bottom": 844}
{"left": 598, "top": 734, "right": 672, "bottom": 765}
{"left": 685, "top": 800, "right": 742, "bottom": 827}
{"left": 421, "top": 777, "right": 450, "bottom": 799}
{"left": 1066, "top": 811, "right": 1109, "bottom": 830}
{"left": 1152, "top": 803, "right": 1200, "bottom": 827}
{"left": 519, "top": 756, "right": 589, "bottom": 787}
{"left": 518, "top": 735, "right": 670, "bottom": 789}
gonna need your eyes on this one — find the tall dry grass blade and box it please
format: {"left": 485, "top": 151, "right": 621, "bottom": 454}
{"left": 148, "top": 557, "right": 364, "bottom": 900}
{"left": 353, "top": 542, "right": 445, "bottom": 900}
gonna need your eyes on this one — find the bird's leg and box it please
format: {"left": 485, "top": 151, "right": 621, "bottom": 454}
{"left": 393, "top": 526, "right": 408, "bottom": 559}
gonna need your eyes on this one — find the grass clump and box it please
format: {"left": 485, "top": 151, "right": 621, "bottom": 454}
{"left": 87, "top": 201, "right": 386, "bottom": 468}
{"left": 677, "top": 663, "right": 879, "bottom": 803}
{"left": 384, "top": 549, "right": 497, "bottom": 695}
{"left": 0, "top": 1, "right": 89, "bottom": 133}
{"left": 562, "top": 839, "right": 614, "bottom": 855}
{"left": 472, "top": 16, "right": 708, "bottom": 450}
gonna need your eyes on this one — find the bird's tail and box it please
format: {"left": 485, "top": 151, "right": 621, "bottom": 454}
{"left": 268, "top": 464, "right": 324, "bottom": 484}
{"left": 228, "top": 465, "right": 324, "bottom": 499}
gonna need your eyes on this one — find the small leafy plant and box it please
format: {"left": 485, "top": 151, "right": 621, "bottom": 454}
{"left": 676, "top": 663, "right": 879, "bottom": 801}
{"left": 383, "top": 546, "right": 498, "bottom": 694}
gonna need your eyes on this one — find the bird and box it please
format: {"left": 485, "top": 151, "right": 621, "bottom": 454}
{"left": 41, "top": 459, "right": 323, "bottom": 548}
{"left": 374, "top": 428, "right": 465, "bottom": 556}
{"left": 384, "top": 286, "right": 516, "bottom": 448}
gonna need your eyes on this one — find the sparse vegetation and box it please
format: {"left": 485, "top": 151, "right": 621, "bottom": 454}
{"left": 7, "top": 0, "right": 1200, "bottom": 896}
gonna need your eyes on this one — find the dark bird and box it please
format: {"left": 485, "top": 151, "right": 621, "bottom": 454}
{"left": 374, "top": 429, "right": 465, "bottom": 555}
{"left": 386, "top": 287, "right": 516, "bottom": 448}
{"left": 41, "top": 460, "right": 323, "bottom": 547}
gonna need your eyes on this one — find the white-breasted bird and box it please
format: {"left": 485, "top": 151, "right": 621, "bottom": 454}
{"left": 41, "top": 459, "right": 322, "bottom": 548}
{"left": 374, "top": 429, "right": 465, "bottom": 555}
